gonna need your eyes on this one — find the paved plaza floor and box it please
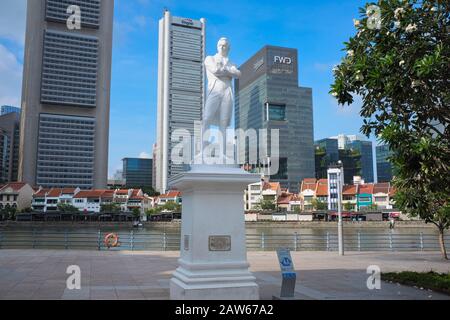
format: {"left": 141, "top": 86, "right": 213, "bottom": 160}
{"left": 0, "top": 250, "right": 449, "bottom": 300}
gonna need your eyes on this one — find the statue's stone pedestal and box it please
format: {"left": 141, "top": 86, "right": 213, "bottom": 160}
{"left": 169, "top": 164, "right": 260, "bottom": 300}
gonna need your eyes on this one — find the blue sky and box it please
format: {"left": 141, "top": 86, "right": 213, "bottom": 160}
{"left": 0, "top": 0, "right": 378, "bottom": 178}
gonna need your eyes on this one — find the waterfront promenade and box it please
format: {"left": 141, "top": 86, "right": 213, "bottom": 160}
{"left": 0, "top": 250, "right": 449, "bottom": 300}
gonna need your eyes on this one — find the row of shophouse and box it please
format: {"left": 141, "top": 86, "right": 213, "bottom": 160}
{"left": 244, "top": 177, "right": 404, "bottom": 221}
{"left": 0, "top": 182, "right": 182, "bottom": 216}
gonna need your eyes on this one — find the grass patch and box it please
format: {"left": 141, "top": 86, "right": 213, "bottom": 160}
{"left": 382, "top": 271, "right": 450, "bottom": 295}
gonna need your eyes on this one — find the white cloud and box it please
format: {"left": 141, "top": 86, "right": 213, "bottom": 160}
{"left": 0, "top": 0, "right": 26, "bottom": 44}
{"left": 0, "top": 44, "right": 23, "bottom": 107}
{"left": 134, "top": 15, "right": 148, "bottom": 28}
{"left": 139, "top": 151, "right": 151, "bottom": 159}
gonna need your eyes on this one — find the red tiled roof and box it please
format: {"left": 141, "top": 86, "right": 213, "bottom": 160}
{"left": 73, "top": 190, "right": 105, "bottom": 199}
{"left": 389, "top": 186, "right": 397, "bottom": 196}
{"left": 262, "top": 182, "right": 280, "bottom": 191}
{"left": 115, "top": 189, "right": 129, "bottom": 195}
{"left": 130, "top": 189, "right": 142, "bottom": 198}
{"left": 47, "top": 188, "right": 62, "bottom": 197}
{"left": 373, "top": 183, "right": 390, "bottom": 194}
{"left": 101, "top": 190, "right": 115, "bottom": 198}
{"left": 301, "top": 178, "right": 317, "bottom": 192}
{"left": 358, "top": 184, "right": 374, "bottom": 195}
{"left": 61, "top": 188, "right": 77, "bottom": 194}
{"left": 342, "top": 185, "right": 357, "bottom": 195}
{"left": 159, "top": 190, "right": 181, "bottom": 198}
{"left": 315, "top": 179, "right": 328, "bottom": 196}
{"left": 34, "top": 188, "right": 50, "bottom": 197}
{"left": 0, "top": 182, "right": 27, "bottom": 192}
{"left": 277, "top": 194, "right": 292, "bottom": 205}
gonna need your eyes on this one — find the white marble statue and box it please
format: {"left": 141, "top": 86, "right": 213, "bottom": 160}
{"left": 202, "top": 37, "right": 241, "bottom": 158}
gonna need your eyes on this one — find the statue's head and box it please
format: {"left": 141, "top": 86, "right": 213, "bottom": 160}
{"left": 217, "top": 37, "right": 230, "bottom": 57}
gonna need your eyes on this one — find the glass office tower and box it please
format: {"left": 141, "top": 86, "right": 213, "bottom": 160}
{"left": 19, "top": 0, "right": 114, "bottom": 189}
{"left": 235, "top": 46, "right": 315, "bottom": 193}
{"left": 122, "top": 158, "right": 153, "bottom": 188}
{"left": 376, "top": 144, "right": 393, "bottom": 182}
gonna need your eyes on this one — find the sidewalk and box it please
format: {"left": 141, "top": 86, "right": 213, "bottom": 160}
{"left": 0, "top": 250, "right": 449, "bottom": 300}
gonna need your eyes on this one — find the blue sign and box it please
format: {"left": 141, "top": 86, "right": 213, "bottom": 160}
{"left": 277, "top": 248, "right": 295, "bottom": 273}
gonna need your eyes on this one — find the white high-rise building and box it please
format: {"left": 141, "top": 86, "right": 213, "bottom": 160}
{"left": 154, "top": 11, "right": 206, "bottom": 193}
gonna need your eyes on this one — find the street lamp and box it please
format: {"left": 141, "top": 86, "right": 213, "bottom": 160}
{"left": 336, "top": 161, "right": 344, "bottom": 256}
{"left": 327, "top": 161, "right": 344, "bottom": 256}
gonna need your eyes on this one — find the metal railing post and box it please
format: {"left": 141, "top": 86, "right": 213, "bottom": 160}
{"left": 130, "top": 230, "right": 134, "bottom": 251}
{"left": 32, "top": 229, "right": 36, "bottom": 249}
{"left": 389, "top": 232, "right": 393, "bottom": 251}
{"left": 358, "top": 232, "right": 361, "bottom": 252}
{"left": 97, "top": 230, "right": 101, "bottom": 251}
{"left": 294, "top": 233, "right": 298, "bottom": 251}
{"left": 420, "top": 232, "right": 424, "bottom": 251}
{"left": 261, "top": 232, "right": 265, "bottom": 251}
{"left": 326, "top": 232, "right": 330, "bottom": 251}
{"left": 163, "top": 232, "right": 167, "bottom": 251}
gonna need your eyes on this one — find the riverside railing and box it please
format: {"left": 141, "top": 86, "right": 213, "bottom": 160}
{"left": 0, "top": 230, "right": 448, "bottom": 252}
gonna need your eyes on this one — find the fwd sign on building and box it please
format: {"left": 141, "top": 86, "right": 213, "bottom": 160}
{"left": 274, "top": 56, "right": 293, "bottom": 65}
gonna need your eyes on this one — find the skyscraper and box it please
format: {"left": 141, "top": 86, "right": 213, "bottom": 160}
{"left": 314, "top": 138, "right": 362, "bottom": 184}
{"left": 330, "top": 134, "right": 374, "bottom": 183}
{"left": 122, "top": 158, "right": 153, "bottom": 188}
{"left": 376, "top": 144, "right": 393, "bottom": 182}
{"left": 19, "top": 0, "right": 114, "bottom": 189}
{"left": 235, "top": 46, "right": 315, "bottom": 193}
{"left": 0, "top": 112, "right": 20, "bottom": 183}
{"left": 154, "top": 11, "right": 206, "bottom": 193}
{"left": 0, "top": 106, "right": 20, "bottom": 116}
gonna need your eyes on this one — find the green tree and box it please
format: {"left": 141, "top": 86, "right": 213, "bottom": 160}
{"left": 57, "top": 203, "right": 79, "bottom": 213}
{"left": 132, "top": 208, "right": 141, "bottom": 219}
{"left": 161, "top": 201, "right": 181, "bottom": 212}
{"left": 255, "top": 199, "right": 276, "bottom": 211}
{"left": 344, "top": 202, "right": 355, "bottom": 211}
{"left": 146, "top": 207, "right": 162, "bottom": 217}
{"left": 312, "top": 198, "right": 328, "bottom": 211}
{"left": 100, "top": 203, "right": 120, "bottom": 213}
{"left": 331, "top": 0, "right": 449, "bottom": 258}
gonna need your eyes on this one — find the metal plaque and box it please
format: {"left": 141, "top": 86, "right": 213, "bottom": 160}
{"left": 208, "top": 235, "right": 231, "bottom": 251}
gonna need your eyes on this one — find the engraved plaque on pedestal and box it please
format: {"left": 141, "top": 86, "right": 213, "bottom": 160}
{"left": 209, "top": 235, "right": 231, "bottom": 251}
